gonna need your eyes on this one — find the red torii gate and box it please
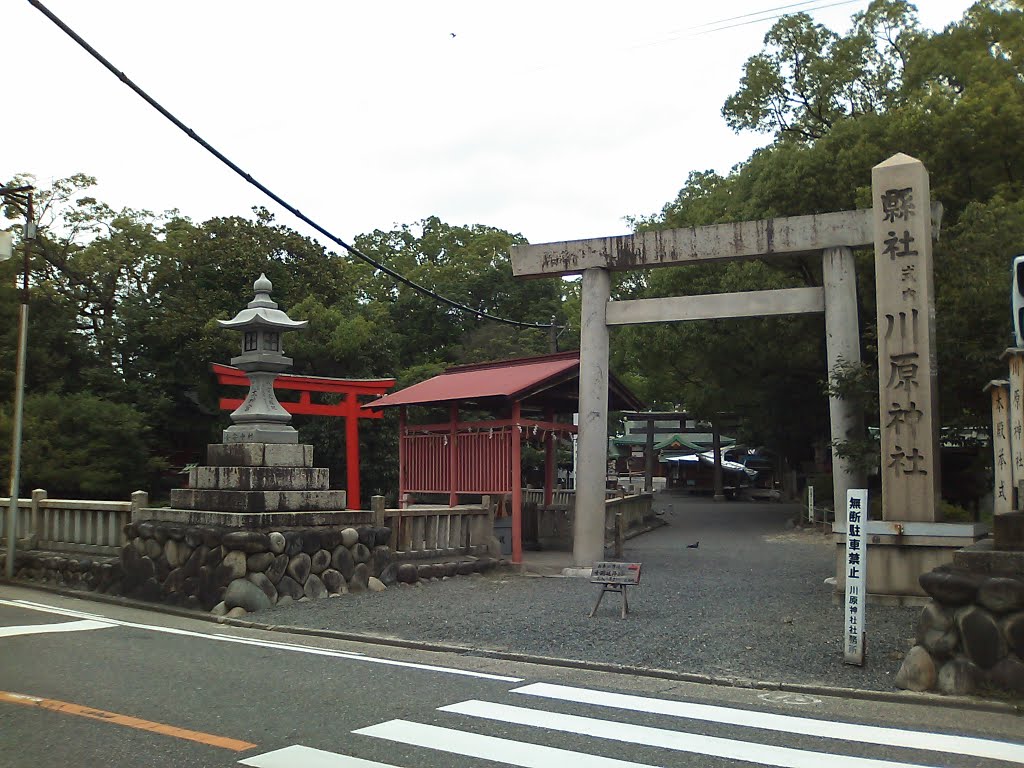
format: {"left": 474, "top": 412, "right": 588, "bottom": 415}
{"left": 212, "top": 363, "right": 395, "bottom": 510}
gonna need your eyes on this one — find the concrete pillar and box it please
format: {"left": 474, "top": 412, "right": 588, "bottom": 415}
{"left": 823, "top": 245, "right": 866, "bottom": 516}
{"left": 574, "top": 267, "right": 611, "bottom": 567}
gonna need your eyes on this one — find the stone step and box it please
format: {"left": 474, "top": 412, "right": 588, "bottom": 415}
{"left": 169, "top": 488, "right": 347, "bottom": 513}
{"left": 188, "top": 466, "right": 329, "bottom": 491}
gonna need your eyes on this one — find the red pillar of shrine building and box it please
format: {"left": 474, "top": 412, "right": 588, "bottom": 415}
{"left": 212, "top": 363, "right": 395, "bottom": 510}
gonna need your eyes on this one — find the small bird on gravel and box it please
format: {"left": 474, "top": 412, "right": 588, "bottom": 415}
{"left": 686, "top": 541, "right": 699, "bottom": 549}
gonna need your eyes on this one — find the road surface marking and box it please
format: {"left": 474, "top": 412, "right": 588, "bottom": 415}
{"left": 0, "top": 618, "right": 114, "bottom": 637}
{"left": 0, "top": 690, "right": 257, "bottom": 751}
{"left": 1, "top": 598, "right": 521, "bottom": 682}
{"left": 240, "top": 745, "right": 401, "bottom": 767}
{"left": 354, "top": 719, "right": 659, "bottom": 767}
{"left": 512, "top": 682, "right": 1024, "bottom": 764}
{"left": 441, "top": 699, "right": 939, "bottom": 768}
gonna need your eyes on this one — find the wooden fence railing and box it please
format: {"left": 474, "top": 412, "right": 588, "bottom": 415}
{"left": 0, "top": 490, "right": 146, "bottom": 556}
{"left": 371, "top": 496, "right": 492, "bottom": 560}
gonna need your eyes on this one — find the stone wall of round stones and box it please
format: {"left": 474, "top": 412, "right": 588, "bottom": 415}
{"left": 119, "top": 520, "right": 501, "bottom": 615}
{"left": 894, "top": 565, "right": 1024, "bottom": 696}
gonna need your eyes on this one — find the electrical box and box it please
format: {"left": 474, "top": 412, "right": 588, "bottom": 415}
{"left": 0, "top": 230, "right": 12, "bottom": 261}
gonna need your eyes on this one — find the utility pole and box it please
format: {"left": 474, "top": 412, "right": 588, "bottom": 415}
{"left": 548, "top": 316, "right": 558, "bottom": 353}
{"left": 2, "top": 185, "right": 34, "bottom": 579}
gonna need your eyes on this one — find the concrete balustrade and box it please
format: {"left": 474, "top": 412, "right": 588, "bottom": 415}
{"left": 0, "top": 489, "right": 145, "bottom": 556}
{"left": 377, "top": 495, "right": 492, "bottom": 560}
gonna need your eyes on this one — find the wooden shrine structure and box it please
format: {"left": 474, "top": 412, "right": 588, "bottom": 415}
{"left": 362, "top": 351, "right": 643, "bottom": 563}
{"left": 212, "top": 363, "right": 395, "bottom": 509}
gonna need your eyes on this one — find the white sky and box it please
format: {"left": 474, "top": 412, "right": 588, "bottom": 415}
{"left": 3, "top": 1, "right": 976, "bottom": 247}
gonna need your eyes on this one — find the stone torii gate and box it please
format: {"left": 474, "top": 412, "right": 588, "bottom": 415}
{"left": 510, "top": 154, "right": 980, "bottom": 596}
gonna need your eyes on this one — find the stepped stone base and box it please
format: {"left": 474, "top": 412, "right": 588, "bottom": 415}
{"left": 188, "top": 466, "right": 329, "bottom": 491}
{"left": 135, "top": 507, "right": 369, "bottom": 529}
{"left": 223, "top": 423, "right": 299, "bottom": 445}
{"left": 170, "top": 488, "right": 347, "bottom": 513}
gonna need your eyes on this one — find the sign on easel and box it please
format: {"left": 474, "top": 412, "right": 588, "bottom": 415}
{"left": 589, "top": 561, "right": 641, "bottom": 619}
{"left": 843, "top": 489, "right": 868, "bottom": 665}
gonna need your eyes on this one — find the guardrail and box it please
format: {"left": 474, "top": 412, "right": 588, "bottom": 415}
{"left": 0, "top": 489, "right": 145, "bottom": 556}
{"left": 372, "top": 496, "right": 492, "bottom": 560}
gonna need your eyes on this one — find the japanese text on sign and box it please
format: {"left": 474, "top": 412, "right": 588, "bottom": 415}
{"left": 844, "top": 489, "right": 868, "bottom": 665}
{"left": 591, "top": 562, "right": 642, "bottom": 585}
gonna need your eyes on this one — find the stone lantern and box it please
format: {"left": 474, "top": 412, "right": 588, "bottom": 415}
{"left": 218, "top": 274, "right": 308, "bottom": 444}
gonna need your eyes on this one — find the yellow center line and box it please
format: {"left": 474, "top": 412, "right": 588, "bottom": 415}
{"left": 0, "top": 690, "right": 257, "bottom": 752}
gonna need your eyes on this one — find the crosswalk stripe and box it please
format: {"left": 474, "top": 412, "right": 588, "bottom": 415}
{"left": 354, "top": 719, "right": 659, "bottom": 768}
{"left": 441, "top": 699, "right": 940, "bottom": 768}
{"left": 0, "top": 619, "right": 114, "bottom": 637}
{"left": 512, "top": 681, "right": 1024, "bottom": 764}
{"left": 240, "top": 744, "right": 401, "bottom": 768}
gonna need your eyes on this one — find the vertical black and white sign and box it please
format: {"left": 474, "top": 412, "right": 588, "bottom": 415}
{"left": 844, "top": 489, "right": 868, "bottom": 665}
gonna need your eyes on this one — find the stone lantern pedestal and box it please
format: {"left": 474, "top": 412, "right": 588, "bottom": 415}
{"left": 122, "top": 276, "right": 391, "bottom": 613}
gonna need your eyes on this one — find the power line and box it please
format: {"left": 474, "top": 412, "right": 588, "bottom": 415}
{"left": 26, "top": 0, "right": 553, "bottom": 330}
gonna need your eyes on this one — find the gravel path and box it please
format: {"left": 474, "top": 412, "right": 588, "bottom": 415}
{"left": 269, "top": 492, "right": 920, "bottom": 692}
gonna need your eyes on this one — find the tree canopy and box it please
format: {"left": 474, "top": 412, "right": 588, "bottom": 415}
{"left": 2, "top": 0, "right": 1019, "bottom": 501}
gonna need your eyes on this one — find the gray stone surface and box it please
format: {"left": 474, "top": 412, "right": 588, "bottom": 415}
{"left": 247, "top": 571, "right": 278, "bottom": 604}
{"left": 994, "top": 510, "right": 1024, "bottom": 551}
{"left": 140, "top": 508, "right": 365, "bottom": 529}
{"left": 368, "top": 577, "right": 386, "bottom": 592}
{"left": 221, "top": 550, "right": 248, "bottom": 581}
{"left": 207, "top": 443, "right": 266, "bottom": 467}
{"left": 284, "top": 531, "right": 303, "bottom": 557}
{"left": 225, "top": 577, "right": 273, "bottom": 612}
{"left": 266, "top": 554, "right": 289, "bottom": 585}
{"left": 246, "top": 552, "right": 275, "bottom": 573}
{"left": 301, "top": 531, "right": 322, "bottom": 555}
{"left": 222, "top": 531, "right": 272, "bottom": 553}
{"left": 287, "top": 553, "right": 311, "bottom": 585}
{"left": 978, "top": 576, "right": 1024, "bottom": 614}
{"left": 310, "top": 549, "right": 331, "bottom": 575}
{"left": 956, "top": 605, "right": 1006, "bottom": 669}
{"left": 164, "top": 540, "right": 187, "bottom": 568}
{"left": 351, "top": 543, "right": 370, "bottom": 564}
{"left": 144, "top": 539, "right": 162, "bottom": 560}
{"left": 1004, "top": 611, "right": 1024, "bottom": 657}
{"left": 303, "top": 573, "right": 328, "bottom": 600}
{"left": 916, "top": 602, "right": 958, "bottom": 657}
{"left": 350, "top": 563, "right": 370, "bottom": 592}
{"left": 268, "top": 531, "right": 286, "bottom": 554}
{"left": 357, "top": 527, "right": 376, "bottom": 549}
{"left": 988, "top": 655, "right": 1024, "bottom": 694}
{"left": 275, "top": 575, "right": 303, "bottom": 601}
{"left": 937, "top": 657, "right": 981, "bottom": 696}
{"left": 331, "top": 546, "right": 354, "bottom": 580}
{"left": 895, "top": 647, "right": 937, "bottom": 692}
{"left": 320, "top": 568, "right": 344, "bottom": 594}
{"left": 264, "top": 443, "right": 314, "bottom": 467}
{"left": 190, "top": 466, "right": 329, "bottom": 491}
{"left": 169, "top": 488, "right": 348, "bottom": 513}
{"left": 397, "top": 563, "right": 418, "bottom": 584}
{"left": 368, "top": 546, "right": 392, "bottom": 578}
{"left": 919, "top": 568, "right": 981, "bottom": 606}
{"left": 340, "top": 528, "right": 359, "bottom": 548}
{"left": 954, "top": 540, "right": 1024, "bottom": 576}
{"left": 210, "top": 601, "right": 228, "bottom": 617}
{"left": 225, "top": 606, "right": 249, "bottom": 619}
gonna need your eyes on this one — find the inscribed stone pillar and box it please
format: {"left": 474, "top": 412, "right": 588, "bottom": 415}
{"left": 986, "top": 380, "right": 1012, "bottom": 515}
{"left": 574, "top": 267, "right": 611, "bottom": 567}
{"left": 1005, "top": 349, "right": 1024, "bottom": 505}
{"left": 823, "top": 246, "right": 865, "bottom": 514}
{"left": 871, "top": 154, "right": 941, "bottom": 522}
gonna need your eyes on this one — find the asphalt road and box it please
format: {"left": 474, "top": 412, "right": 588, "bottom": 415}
{"left": 1, "top": 585, "right": 1022, "bottom": 768}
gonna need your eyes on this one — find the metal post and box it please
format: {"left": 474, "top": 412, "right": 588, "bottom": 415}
{"left": 712, "top": 419, "right": 724, "bottom": 501}
{"left": 5, "top": 190, "right": 32, "bottom": 580}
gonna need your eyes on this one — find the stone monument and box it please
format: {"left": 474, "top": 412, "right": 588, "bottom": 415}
{"left": 122, "top": 276, "right": 393, "bottom": 612}
{"left": 834, "top": 154, "right": 987, "bottom": 603}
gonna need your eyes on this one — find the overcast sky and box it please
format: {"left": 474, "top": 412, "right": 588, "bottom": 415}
{"left": 4, "top": 1, "right": 975, "bottom": 247}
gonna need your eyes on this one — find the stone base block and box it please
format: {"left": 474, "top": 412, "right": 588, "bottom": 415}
{"left": 169, "top": 488, "right": 346, "bottom": 513}
{"left": 207, "top": 443, "right": 313, "bottom": 468}
{"left": 223, "top": 424, "right": 299, "bottom": 444}
{"left": 994, "top": 511, "right": 1024, "bottom": 551}
{"left": 135, "top": 507, "right": 371, "bottom": 529}
{"left": 954, "top": 540, "right": 1024, "bottom": 576}
{"left": 835, "top": 522, "right": 987, "bottom": 599}
{"left": 188, "top": 466, "right": 329, "bottom": 491}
